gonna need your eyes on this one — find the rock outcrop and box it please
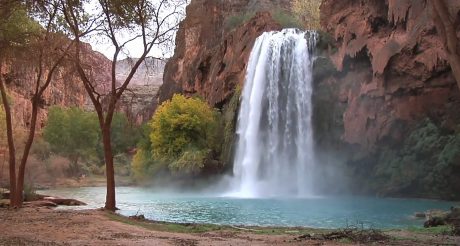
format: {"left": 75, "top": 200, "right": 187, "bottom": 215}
{"left": 116, "top": 57, "right": 166, "bottom": 124}
{"left": 1, "top": 43, "right": 163, "bottom": 129}
{"left": 1, "top": 49, "right": 94, "bottom": 128}
{"left": 315, "top": 0, "right": 460, "bottom": 199}
{"left": 160, "top": 0, "right": 460, "bottom": 199}
{"left": 160, "top": 0, "right": 290, "bottom": 107}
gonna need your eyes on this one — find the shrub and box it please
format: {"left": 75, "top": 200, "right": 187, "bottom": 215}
{"left": 169, "top": 149, "right": 209, "bottom": 175}
{"left": 373, "top": 118, "right": 460, "bottom": 199}
{"left": 150, "top": 94, "right": 218, "bottom": 162}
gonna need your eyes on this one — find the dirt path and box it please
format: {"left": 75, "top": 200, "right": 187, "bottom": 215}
{"left": 1, "top": 207, "right": 459, "bottom": 246}
{"left": 0, "top": 208, "right": 336, "bottom": 246}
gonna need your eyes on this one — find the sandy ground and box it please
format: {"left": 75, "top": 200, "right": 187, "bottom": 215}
{"left": 0, "top": 207, "right": 459, "bottom": 246}
{"left": 0, "top": 207, "right": 338, "bottom": 246}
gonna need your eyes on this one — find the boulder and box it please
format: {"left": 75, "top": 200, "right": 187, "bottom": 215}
{"left": 43, "top": 197, "right": 86, "bottom": 206}
{"left": 414, "top": 212, "right": 426, "bottom": 218}
{"left": 0, "top": 188, "right": 10, "bottom": 199}
{"left": 24, "top": 200, "right": 58, "bottom": 208}
{"left": 0, "top": 199, "right": 10, "bottom": 208}
{"left": 424, "top": 216, "right": 446, "bottom": 228}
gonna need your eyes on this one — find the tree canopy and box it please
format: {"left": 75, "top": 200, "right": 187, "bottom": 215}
{"left": 129, "top": 94, "right": 219, "bottom": 180}
{"left": 43, "top": 107, "right": 99, "bottom": 170}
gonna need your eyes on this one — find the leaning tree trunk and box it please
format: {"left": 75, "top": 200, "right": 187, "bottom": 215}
{"left": 15, "top": 99, "right": 39, "bottom": 204}
{"left": 0, "top": 78, "right": 17, "bottom": 207}
{"left": 102, "top": 124, "right": 116, "bottom": 211}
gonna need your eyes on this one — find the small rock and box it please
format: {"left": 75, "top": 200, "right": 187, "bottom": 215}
{"left": 424, "top": 216, "right": 446, "bottom": 228}
{"left": 414, "top": 212, "right": 426, "bottom": 218}
{"left": 129, "top": 214, "right": 146, "bottom": 220}
{"left": 0, "top": 199, "right": 10, "bottom": 208}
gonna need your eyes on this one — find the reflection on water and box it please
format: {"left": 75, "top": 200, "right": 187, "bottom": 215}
{"left": 40, "top": 187, "right": 458, "bottom": 229}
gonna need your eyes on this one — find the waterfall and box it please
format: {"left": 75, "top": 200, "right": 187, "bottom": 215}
{"left": 228, "top": 29, "right": 317, "bottom": 198}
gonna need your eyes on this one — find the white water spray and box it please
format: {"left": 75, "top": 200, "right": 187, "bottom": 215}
{"left": 228, "top": 29, "right": 317, "bottom": 198}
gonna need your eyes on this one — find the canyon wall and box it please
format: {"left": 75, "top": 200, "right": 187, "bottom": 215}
{"left": 159, "top": 0, "right": 291, "bottom": 107}
{"left": 159, "top": 0, "right": 293, "bottom": 169}
{"left": 315, "top": 0, "right": 460, "bottom": 199}
{"left": 116, "top": 57, "right": 166, "bottom": 124}
{"left": 161, "top": 0, "right": 460, "bottom": 199}
{"left": 0, "top": 49, "right": 97, "bottom": 129}
{"left": 1, "top": 45, "right": 162, "bottom": 130}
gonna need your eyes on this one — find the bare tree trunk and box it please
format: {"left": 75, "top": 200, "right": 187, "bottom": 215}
{"left": 15, "top": 99, "right": 39, "bottom": 205}
{"left": 102, "top": 124, "right": 116, "bottom": 211}
{"left": 431, "top": 0, "right": 460, "bottom": 89}
{"left": 0, "top": 77, "right": 17, "bottom": 207}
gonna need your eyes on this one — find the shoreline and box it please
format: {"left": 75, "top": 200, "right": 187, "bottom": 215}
{"left": 0, "top": 207, "right": 458, "bottom": 245}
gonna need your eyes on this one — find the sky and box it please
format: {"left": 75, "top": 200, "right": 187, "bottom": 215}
{"left": 85, "top": 0, "right": 189, "bottom": 60}
{"left": 88, "top": 36, "right": 166, "bottom": 60}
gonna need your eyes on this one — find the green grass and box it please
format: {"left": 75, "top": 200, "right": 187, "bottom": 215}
{"left": 405, "top": 225, "right": 454, "bottom": 235}
{"left": 105, "top": 211, "right": 457, "bottom": 245}
{"left": 105, "top": 212, "right": 224, "bottom": 233}
{"left": 105, "top": 212, "right": 332, "bottom": 235}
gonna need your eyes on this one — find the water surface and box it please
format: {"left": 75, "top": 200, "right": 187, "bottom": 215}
{"left": 40, "top": 187, "right": 458, "bottom": 229}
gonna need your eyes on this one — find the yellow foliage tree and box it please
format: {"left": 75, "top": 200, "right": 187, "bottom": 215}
{"left": 149, "top": 94, "right": 218, "bottom": 174}
{"left": 291, "top": 0, "right": 322, "bottom": 30}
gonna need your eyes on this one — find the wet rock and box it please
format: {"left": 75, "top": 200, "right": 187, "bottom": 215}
{"left": 129, "top": 214, "right": 146, "bottom": 220}
{"left": 0, "top": 199, "right": 10, "bottom": 208}
{"left": 424, "top": 217, "right": 447, "bottom": 228}
{"left": 446, "top": 207, "right": 460, "bottom": 235}
{"left": 0, "top": 188, "right": 10, "bottom": 199}
{"left": 414, "top": 212, "right": 426, "bottom": 218}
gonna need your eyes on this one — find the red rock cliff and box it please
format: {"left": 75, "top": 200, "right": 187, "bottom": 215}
{"left": 160, "top": 0, "right": 292, "bottom": 107}
{"left": 0, "top": 43, "right": 112, "bottom": 129}
{"left": 320, "top": 0, "right": 460, "bottom": 149}
{"left": 316, "top": 0, "right": 460, "bottom": 199}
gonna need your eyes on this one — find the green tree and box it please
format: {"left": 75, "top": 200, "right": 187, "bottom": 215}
{"left": 61, "top": 0, "right": 187, "bottom": 210}
{"left": 43, "top": 107, "right": 99, "bottom": 176}
{"left": 109, "top": 113, "right": 140, "bottom": 155}
{"left": 0, "top": 0, "right": 70, "bottom": 207}
{"left": 149, "top": 94, "right": 218, "bottom": 174}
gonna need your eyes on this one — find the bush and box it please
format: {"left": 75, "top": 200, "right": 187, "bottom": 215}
{"left": 150, "top": 94, "right": 218, "bottom": 163}
{"left": 169, "top": 149, "right": 210, "bottom": 175}
{"left": 131, "top": 149, "right": 167, "bottom": 183}
{"left": 373, "top": 118, "right": 460, "bottom": 199}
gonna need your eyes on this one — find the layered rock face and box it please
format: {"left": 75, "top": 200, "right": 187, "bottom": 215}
{"left": 316, "top": 0, "right": 460, "bottom": 199}
{"left": 1, "top": 52, "right": 92, "bottom": 129}
{"left": 161, "top": 0, "right": 460, "bottom": 199}
{"left": 160, "top": 0, "right": 290, "bottom": 107}
{"left": 116, "top": 57, "right": 166, "bottom": 124}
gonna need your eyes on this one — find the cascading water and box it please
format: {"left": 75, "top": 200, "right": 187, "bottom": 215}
{"left": 228, "top": 29, "right": 317, "bottom": 198}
